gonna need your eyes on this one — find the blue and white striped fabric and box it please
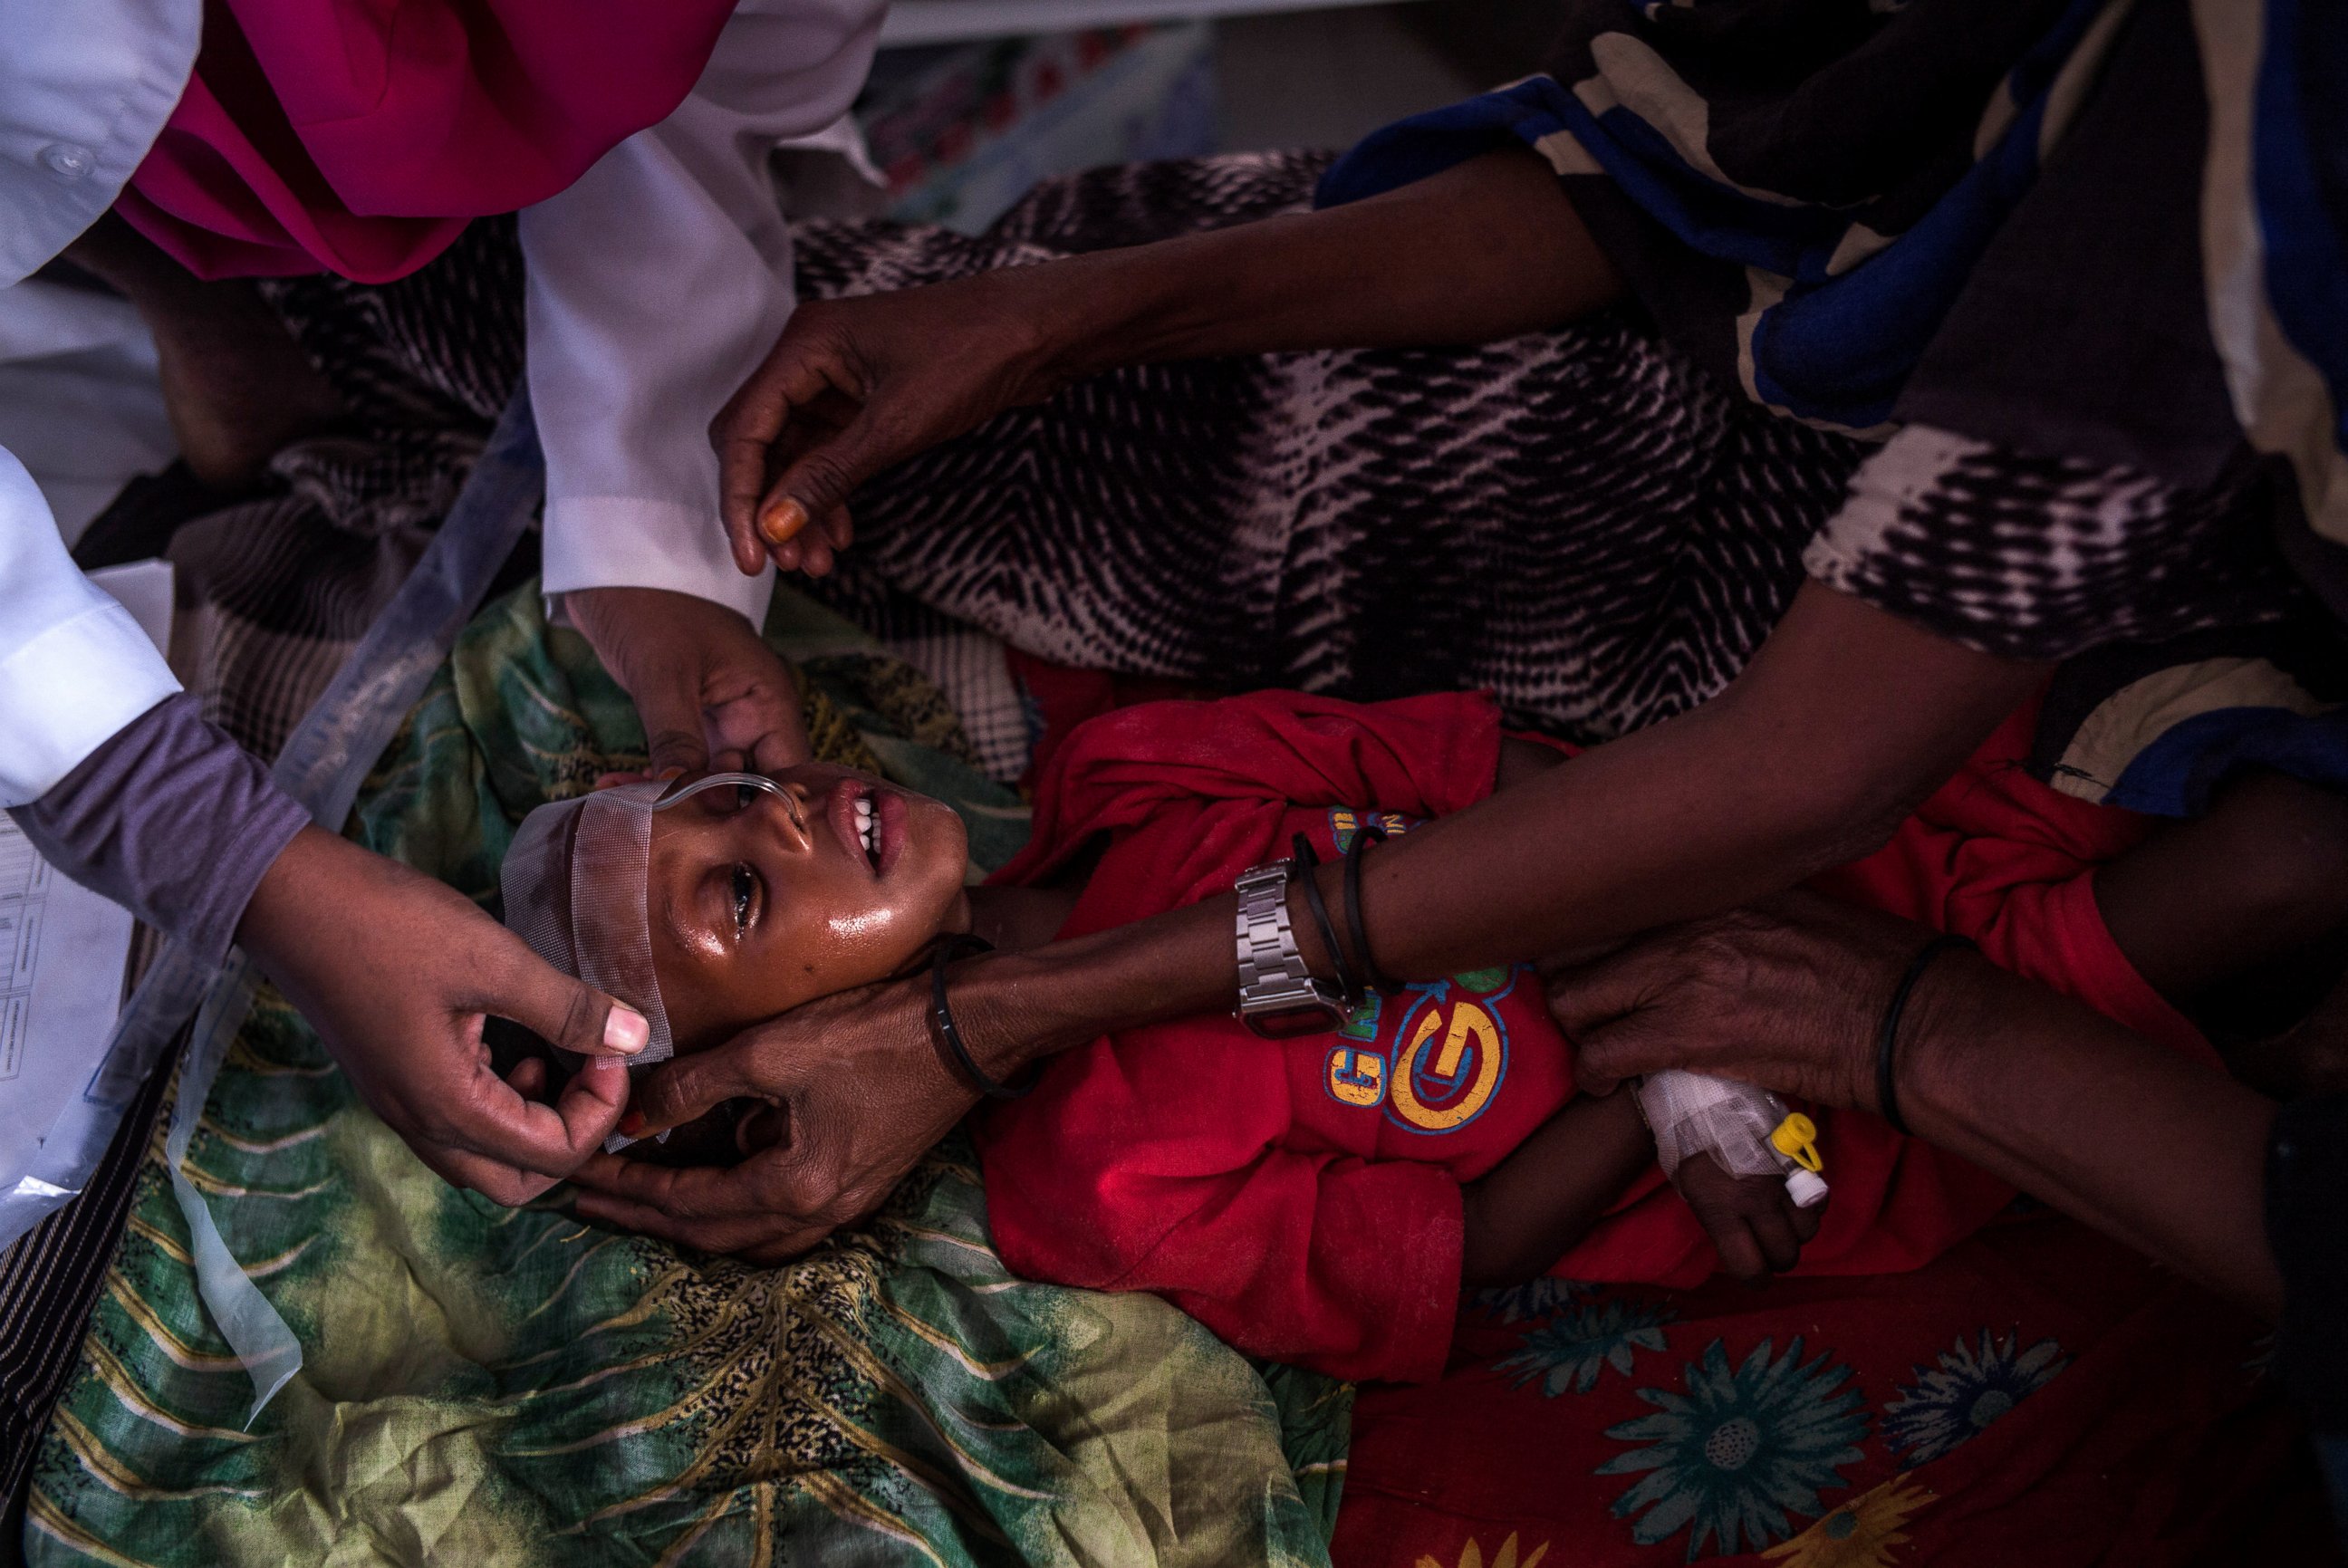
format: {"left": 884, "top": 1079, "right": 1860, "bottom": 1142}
{"left": 1323, "top": 0, "right": 2348, "bottom": 803}
{"left": 2204, "top": 0, "right": 2348, "bottom": 563}
{"left": 1323, "top": 0, "right": 2125, "bottom": 436}
{"left": 1319, "top": 0, "right": 2348, "bottom": 565}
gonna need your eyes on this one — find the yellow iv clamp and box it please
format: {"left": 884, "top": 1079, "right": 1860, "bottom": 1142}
{"left": 1769, "top": 1112, "right": 1830, "bottom": 1208}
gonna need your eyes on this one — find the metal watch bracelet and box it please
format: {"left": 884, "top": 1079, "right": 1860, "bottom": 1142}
{"left": 1231, "top": 859, "right": 1350, "bottom": 1038}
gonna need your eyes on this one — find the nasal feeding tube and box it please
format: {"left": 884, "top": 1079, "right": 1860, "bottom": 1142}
{"left": 1634, "top": 1070, "right": 1830, "bottom": 1208}
{"left": 653, "top": 771, "right": 794, "bottom": 814}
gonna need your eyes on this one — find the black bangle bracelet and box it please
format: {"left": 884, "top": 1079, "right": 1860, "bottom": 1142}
{"left": 929, "top": 934, "right": 1034, "bottom": 1100}
{"left": 1345, "top": 824, "right": 1403, "bottom": 996}
{"left": 1291, "top": 834, "right": 1362, "bottom": 1003}
{"left": 1876, "top": 932, "right": 1975, "bottom": 1137}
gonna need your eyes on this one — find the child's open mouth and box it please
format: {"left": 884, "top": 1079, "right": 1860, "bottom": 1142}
{"left": 827, "top": 780, "right": 905, "bottom": 876}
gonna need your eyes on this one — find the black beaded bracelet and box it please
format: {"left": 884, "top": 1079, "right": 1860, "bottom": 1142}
{"left": 1344, "top": 823, "right": 1403, "bottom": 996}
{"left": 1291, "top": 833, "right": 1362, "bottom": 1004}
{"left": 1875, "top": 933, "right": 1975, "bottom": 1137}
{"left": 929, "top": 934, "right": 1034, "bottom": 1100}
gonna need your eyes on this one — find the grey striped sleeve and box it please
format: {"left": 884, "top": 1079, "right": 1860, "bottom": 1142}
{"left": 6, "top": 693, "right": 310, "bottom": 967}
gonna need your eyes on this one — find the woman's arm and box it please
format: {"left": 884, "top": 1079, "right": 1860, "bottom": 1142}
{"left": 958, "top": 582, "right": 2035, "bottom": 1064}
{"left": 713, "top": 148, "right": 1622, "bottom": 572}
{"left": 569, "top": 585, "right": 2042, "bottom": 1259}
{"left": 1901, "top": 947, "right": 2283, "bottom": 1313}
{"left": 1041, "top": 145, "right": 1621, "bottom": 371}
{"left": 1544, "top": 890, "right": 2285, "bottom": 1317}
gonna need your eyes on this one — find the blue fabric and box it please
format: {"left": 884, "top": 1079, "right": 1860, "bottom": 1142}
{"left": 2257, "top": 0, "right": 2348, "bottom": 463}
{"left": 1314, "top": 1, "right": 2109, "bottom": 431}
{"left": 2106, "top": 703, "right": 2348, "bottom": 816}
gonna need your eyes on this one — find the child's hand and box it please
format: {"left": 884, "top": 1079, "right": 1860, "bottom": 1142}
{"left": 1670, "top": 1153, "right": 1824, "bottom": 1283}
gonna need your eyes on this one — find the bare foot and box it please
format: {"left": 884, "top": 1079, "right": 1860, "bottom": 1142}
{"left": 63, "top": 212, "right": 343, "bottom": 490}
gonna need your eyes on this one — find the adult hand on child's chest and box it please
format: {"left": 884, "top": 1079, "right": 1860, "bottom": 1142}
{"left": 565, "top": 969, "right": 981, "bottom": 1261}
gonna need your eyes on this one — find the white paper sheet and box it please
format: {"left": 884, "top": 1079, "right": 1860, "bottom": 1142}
{"left": 0, "top": 558, "right": 173, "bottom": 1198}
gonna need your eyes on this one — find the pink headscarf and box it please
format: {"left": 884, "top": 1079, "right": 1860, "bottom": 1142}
{"left": 118, "top": 0, "right": 739, "bottom": 282}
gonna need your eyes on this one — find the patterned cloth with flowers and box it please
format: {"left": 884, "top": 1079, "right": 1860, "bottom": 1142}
{"left": 1332, "top": 1211, "right": 2326, "bottom": 1567}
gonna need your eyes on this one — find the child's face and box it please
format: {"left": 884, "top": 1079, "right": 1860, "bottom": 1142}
{"left": 644, "top": 763, "right": 970, "bottom": 1053}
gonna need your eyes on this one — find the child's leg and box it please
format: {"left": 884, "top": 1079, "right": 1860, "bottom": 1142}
{"left": 2094, "top": 767, "right": 2348, "bottom": 1093}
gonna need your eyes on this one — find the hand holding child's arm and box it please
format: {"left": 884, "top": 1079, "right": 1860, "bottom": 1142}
{"left": 1546, "top": 890, "right": 2284, "bottom": 1314}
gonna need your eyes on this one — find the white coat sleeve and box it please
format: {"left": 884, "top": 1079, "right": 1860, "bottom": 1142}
{"left": 0, "top": 444, "right": 179, "bottom": 805}
{"left": 517, "top": 0, "right": 887, "bottom": 629}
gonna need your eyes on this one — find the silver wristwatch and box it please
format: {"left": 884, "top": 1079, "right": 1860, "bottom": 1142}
{"left": 1232, "top": 860, "right": 1350, "bottom": 1039}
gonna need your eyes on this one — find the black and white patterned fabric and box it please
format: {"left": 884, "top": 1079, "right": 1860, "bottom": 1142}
{"left": 1314, "top": 0, "right": 2344, "bottom": 663}
{"left": 0, "top": 1043, "right": 173, "bottom": 1522}
{"left": 1805, "top": 427, "right": 2305, "bottom": 662}
{"left": 133, "top": 150, "right": 2314, "bottom": 761}
{"left": 797, "top": 153, "right": 2307, "bottom": 736}
{"left": 798, "top": 152, "right": 1867, "bottom": 743}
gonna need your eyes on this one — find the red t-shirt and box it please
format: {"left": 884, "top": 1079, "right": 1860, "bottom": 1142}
{"left": 974, "top": 691, "right": 2210, "bottom": 1384}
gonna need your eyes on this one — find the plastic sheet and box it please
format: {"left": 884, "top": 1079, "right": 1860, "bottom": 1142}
{"left": 1, "top": 390, "right": 544, "bottom": 1422}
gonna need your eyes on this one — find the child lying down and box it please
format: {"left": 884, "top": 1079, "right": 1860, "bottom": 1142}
{"left": 503, "top": 689, "right": 2341, "bottom": 1384}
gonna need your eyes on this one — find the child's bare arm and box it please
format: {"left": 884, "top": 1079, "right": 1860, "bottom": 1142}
{"left": 1461, "top": 1087, "right": 1827, "bottom": 1286}
{"left": 1460, "top": 1089, "right": 1651, "bottom": 1284}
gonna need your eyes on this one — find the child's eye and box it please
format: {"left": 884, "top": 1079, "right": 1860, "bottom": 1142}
{"left": 730, "top": 862, "right": 756, "bottom": 935}
{"left": 735, "top": 783, "right": 758, "bottom": 813}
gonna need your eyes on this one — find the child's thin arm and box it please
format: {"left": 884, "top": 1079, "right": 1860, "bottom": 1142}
{"left": 1460, "top": 1089, "right": 1652, "bottom": 1285}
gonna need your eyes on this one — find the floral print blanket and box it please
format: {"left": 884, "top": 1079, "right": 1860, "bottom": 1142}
{"left": 1333, "top": 1212, "right": 2322, "bottom": 1567}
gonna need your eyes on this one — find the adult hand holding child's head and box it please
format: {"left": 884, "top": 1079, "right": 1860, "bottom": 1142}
{"left": 564, "top": 965, "right": 985, "bottom": 1262}
{"left": 566, "top": 586, "right": 812, "bottom": 777}
{"left": 236, "top": 826, "right": 650, "bottom": 1205}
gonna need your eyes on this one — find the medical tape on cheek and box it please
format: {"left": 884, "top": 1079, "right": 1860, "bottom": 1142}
{"left": 505, "top": 780, "right": 670, "bottom": 1064}
{"left": 503, "top": 773, "right": 796, "bottom": 1150}
{"left": 624, "top": 774, "right": 798, "bottom": 1150}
